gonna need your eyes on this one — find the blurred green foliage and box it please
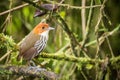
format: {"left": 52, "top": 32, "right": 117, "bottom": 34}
{"left": 0, "top": 0, "right": 120, "bottom": 80}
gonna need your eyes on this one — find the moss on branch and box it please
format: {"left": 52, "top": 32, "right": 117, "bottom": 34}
{"left": 40, "top": 53, "right": 104, "bottom": 64}
{"left": 0, "top": 65, "right": 58, "bottom": 79}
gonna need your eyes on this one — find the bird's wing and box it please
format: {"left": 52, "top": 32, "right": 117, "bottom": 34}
{"left": 17, "top": 31, "right": 40, "bottom": 60}
{"left": 21, "top": 47, "right": 37, "bottom": 61}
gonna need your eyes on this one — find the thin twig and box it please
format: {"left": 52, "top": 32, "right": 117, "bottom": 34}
{"left": 67, "top": 63, "right": 77, "bottom": 78}
{"left": 59, "top": 62, "right": 68, "bottom": 78}
{"left": 81, "top": 0, "right": 86, "bottom": 39}
{"left": 22, "top": 0, "right": 47, "bottom": 11}
{"left": 0, "top": 0, "right": 39, "bottom": 16}
{"left": 0, "top": 50, "right": 12, "bottom": 62}
{"left": 81, "top": 70, "right": 88, "bottom": 80}
{"left": 105, "top": 36, "right": 114, "bottom": 57}
{"left": 58, "top": 4, "right": 101, "bottom": 9}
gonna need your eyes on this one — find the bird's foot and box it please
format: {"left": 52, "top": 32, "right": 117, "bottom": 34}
{"left": 25, "top": 66, "right": 46, "bottom": 74}
{"left": 29, "top": 60, "right": 36, "bottom": 66}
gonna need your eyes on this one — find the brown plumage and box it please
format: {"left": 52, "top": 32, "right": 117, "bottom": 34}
{"left": 17, "top": 22, "right": 54, "bottom": 61}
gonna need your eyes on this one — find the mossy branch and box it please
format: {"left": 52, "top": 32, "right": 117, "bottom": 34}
{"left": 0, "top": 65, "right": 58, "bottom": 79}
{"left": 39, "top": 53, "right": 120, "bottom": 68}
{"left": 40, "top": 53, "right": 103, "bottom": 64}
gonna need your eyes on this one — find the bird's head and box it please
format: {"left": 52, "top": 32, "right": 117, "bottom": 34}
{"left": 33, "top": 22, "right": 54, "bottom": 36}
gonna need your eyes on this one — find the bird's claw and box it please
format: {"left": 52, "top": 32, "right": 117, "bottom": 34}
{"left": 25, "top": 66, "right": 46, "bottom": 74}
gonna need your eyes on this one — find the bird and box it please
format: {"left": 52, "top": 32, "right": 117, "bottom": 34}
{"left": 34, "top": 4, "right": 58, "bottom": 17}
{"left": 17, "top": 22, "right": 54, "bottom": 63}
{"left": 34, "top": 0, "right": 64, "bottom": 17}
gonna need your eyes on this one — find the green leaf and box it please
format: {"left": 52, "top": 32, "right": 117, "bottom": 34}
{"left": 86, "top": 64, "right": 93, "bottom": 70}
{"left": 60, "top": 11, "right": 66, "bottom": 18}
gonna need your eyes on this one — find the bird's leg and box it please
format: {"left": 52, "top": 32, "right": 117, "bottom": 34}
{"left": 26, "top": 61, "right": 46, "bottom": 74}
{"left": 32, "top": 58, "right": 45, "bottom": 68}
{"left": 30, "top": 60, "right": 36, "bottom": 66}
{"left": 25, "top": 66, "right": 46, "bottom": 74}
{"left": 26, "top": 60, "right": 36, "bottom": 66}
{"left": 26, "top": 60, "right": 36, "bottom": 68}
{"left": 25, "top": 60, "right": 36, "bottom": 73}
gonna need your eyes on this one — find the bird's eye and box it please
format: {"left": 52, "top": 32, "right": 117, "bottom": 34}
{"left": 42, "top": 26, "right": 45, "bottom": 29}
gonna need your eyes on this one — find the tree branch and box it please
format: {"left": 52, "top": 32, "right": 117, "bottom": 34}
{"left": 0, "top": 65, "right": 58, "bottom": 79}
{"left": 22, "top": 0, "right": 47, "bottom": 11}
{"left": 0, "top": 0, "right": 39, "bottom": 16}
{"left": 40, "top": 53, "right": 103, "bottom": 64}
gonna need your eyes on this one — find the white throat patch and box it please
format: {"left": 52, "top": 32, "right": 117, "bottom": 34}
{"left": 40, "top": 30, "right": 49, "bottom": 39}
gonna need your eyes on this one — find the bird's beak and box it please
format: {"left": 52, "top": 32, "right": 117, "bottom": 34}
{"left": 48, "top": 27, "right": 55, "bottom": 30}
